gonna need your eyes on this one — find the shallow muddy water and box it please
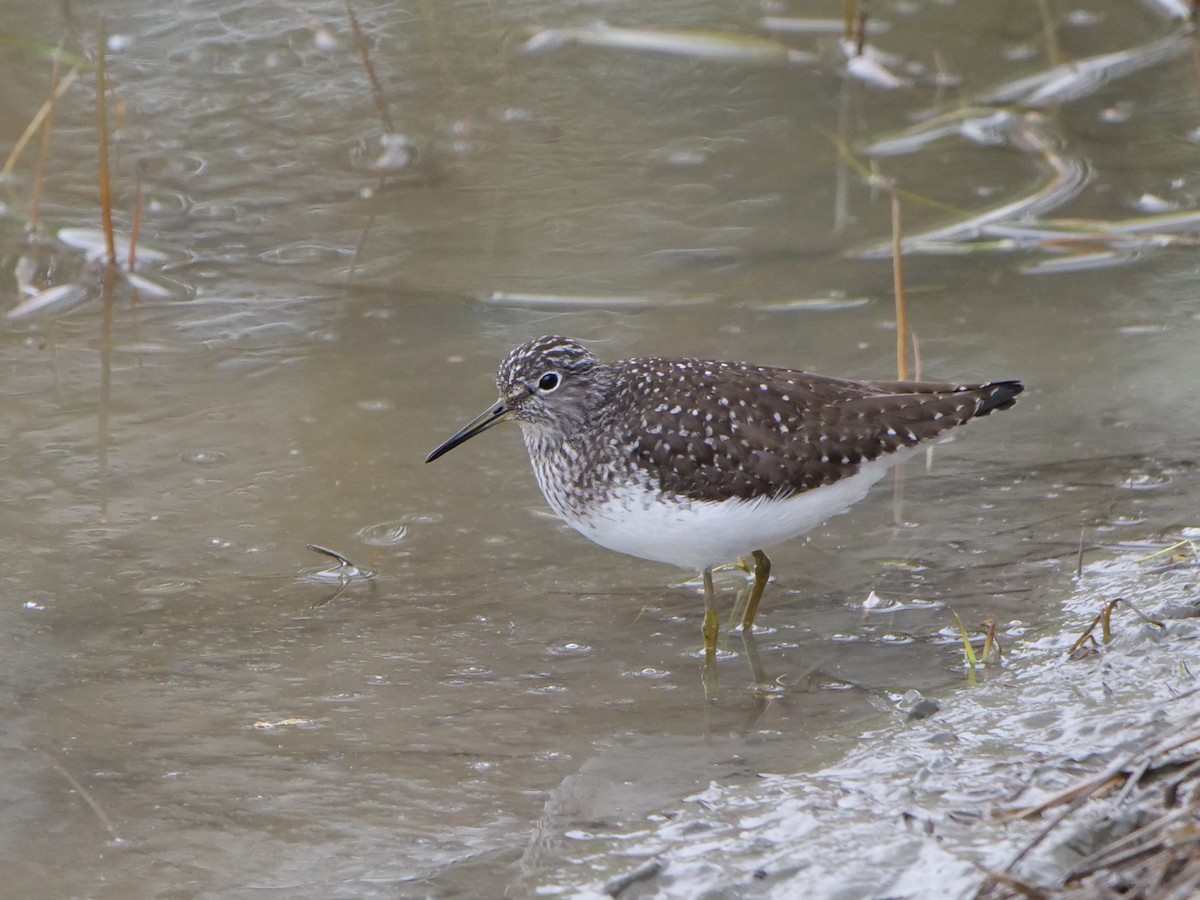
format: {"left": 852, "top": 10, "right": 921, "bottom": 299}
{"left": 1, "top": 1, "right": 1198, "bottom": 897}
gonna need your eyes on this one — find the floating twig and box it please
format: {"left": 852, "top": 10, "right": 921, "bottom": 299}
{"left": 1036, "top": 0, "right": 1061, "bottom": 68}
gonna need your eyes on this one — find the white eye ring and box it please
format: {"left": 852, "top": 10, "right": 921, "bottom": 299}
{"left": 537, "top": 372, "right": 561, "bottom": 392}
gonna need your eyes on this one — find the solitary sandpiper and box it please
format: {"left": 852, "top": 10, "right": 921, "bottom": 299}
{"left": 426, "top": 336, "right": 1023, "bottom": 657}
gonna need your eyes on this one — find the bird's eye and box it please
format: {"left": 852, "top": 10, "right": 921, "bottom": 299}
{"left": 538, "top": 372, "right": 560, "bottom": 392}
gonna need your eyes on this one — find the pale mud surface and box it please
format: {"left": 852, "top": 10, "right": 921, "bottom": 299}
{"left": 531, "top": 517, "right": 1200, "bottom": 898}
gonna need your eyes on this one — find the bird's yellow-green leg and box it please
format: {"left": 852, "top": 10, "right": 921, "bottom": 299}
{"left": 702, "top": 565, "right": 720, "bottom": 659}
{"left": 740, "top": 550, "right": 771, "bottom": 632}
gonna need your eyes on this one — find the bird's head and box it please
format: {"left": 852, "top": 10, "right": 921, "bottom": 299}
{"left": 425, "top": 336, "right": 611, "bottom": 463}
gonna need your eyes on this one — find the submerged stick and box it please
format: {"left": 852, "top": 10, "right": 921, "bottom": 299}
{"left": 1036, "top": 0, "right": 1061, "bottom": 67}
{"left": 128, "top": 169, "right": 142, "bottom": 271}
{"left": 38, "top": 749, "right": 123, "bottom": 843}
{"left": 98, "top": 264, "right": 116, "bottom": 524}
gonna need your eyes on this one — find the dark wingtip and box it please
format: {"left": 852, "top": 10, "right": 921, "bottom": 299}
{"left": 977, "top": 379, "right": 1025, "bottom": 416}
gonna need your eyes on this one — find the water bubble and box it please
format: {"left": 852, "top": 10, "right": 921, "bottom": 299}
{"left": 528, "top": 684, "right": 568, "bottom": 694}
{"left": 757, "top": 294, "right": 872, "bottom": 313}
{"left": 355, "top": 398, "right": 394, "bottom": 413}
{"left": 1118, "top": 324, "right": 1168, "bottom": 336}
{"left": 181, "top": 449, "right": 227, "bottom": 465}
{"left": 452, "top": 665, "right": 491, "bottom": 678}
{"left": 1099, "top": 103, "right": 1134, "bottom": 125}
{"left": 134, "top": 578, "right": 201, "bottom": 595}
{"left": 1110, "top": 514, "right": 1147, "bottom": 527}
{"left": 499, "top": 107, "right": 534, "bottom": 124}
{"left": 625, "top": 666, "right": 669, "bottom": 679}
{"left": 861, "top": 590, "right": 891, "bottom": 611}
{"left": 1002, "top": 43, "right": 1037, "bottom": 62}
{"left": 355, "top": 521, "right": 409, "bottom": 546}
{"left": 136, "top": 152, "right": 207, "bottom": 180}
{"left": 1133, "top": 193, "right": 1176, "bottom": 214}
{"left": 258, "top": 243, "right": 351, "bottom": 264}
{"left": 301, "top": 560, "right": 376, "bottom": 583}
{"left": 1066, "top": 9, "right": 1101, "bottom": 26}
{"left": 368, "top": 133, "right": 418, "bottom": 172}
{"left": 548, "top": 642, "right": 592, "bottom": 656}
{"left": 1122, "top": 472, "right": 1171, "bottom": 490}
{"left": 818, "top": 679, "right": 855, "bottom": 691}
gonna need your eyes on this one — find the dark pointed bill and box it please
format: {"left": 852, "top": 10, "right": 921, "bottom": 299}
{"left": 425, "top": 401, "right": 510, "bottom": 463}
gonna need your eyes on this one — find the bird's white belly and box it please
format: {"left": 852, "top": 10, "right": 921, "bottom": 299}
{"left": 548, "top": 452, "right": 912, "bottom": 571}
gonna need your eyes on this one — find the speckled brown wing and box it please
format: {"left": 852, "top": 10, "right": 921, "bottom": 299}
{"left": 614, "top": 357, "right": 1023, "bottom": 503}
